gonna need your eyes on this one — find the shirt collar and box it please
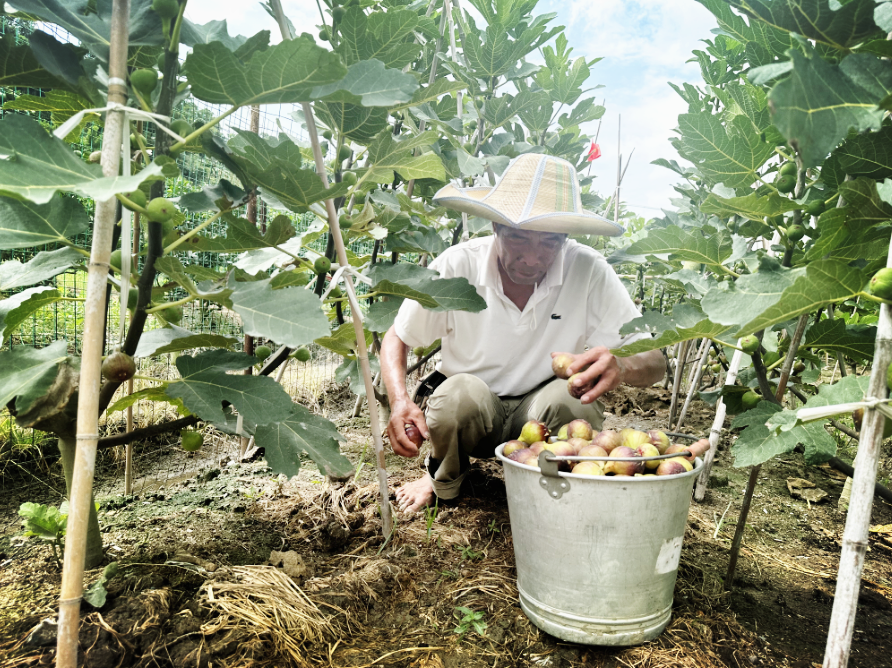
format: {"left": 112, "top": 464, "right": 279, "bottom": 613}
{"left": 478, "top": 235, "right": 568, "bottom": 291}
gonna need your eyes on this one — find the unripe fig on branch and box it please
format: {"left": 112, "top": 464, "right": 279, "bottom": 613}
{"left": 146, "top": 197, "right": 175, "bottom": 223}
{"left": 739, "top": 335, "right": 760, "bottom": 354}
{"left": 869, "top": 268, "right": 892, "bottom": 301}
{"left": 102, "top": 352, "right": 136, "bottom": 382}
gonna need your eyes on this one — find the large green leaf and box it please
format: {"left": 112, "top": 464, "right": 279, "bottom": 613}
{"left": 0, "top": 114, "right": 164, "bottom": 204}
{"left": 190, "top": 214, "right": 295, "bottom": 253}
{"left": 179, "top": 19, "right": 252, "bottom": 50}
{"left": 770, "top": 51, "right": 892, "bottom": 168}
{"left": 701, "top": 256, "right": 805, "bottom": 335}
{"left": 314, "top": 101, "right": 390, "bottom": 145}
{"left": 697, "top": 0, "right": 797, "bottom": 58}
{"left": 768, "top": 375, "right": 869, "bottom": 440}
{"left": 335, "top": 354, "right": 380, "bottom": 397}
{"left": 368, "top": 263, "right": 487, "bottom": 312}
{"left": 311, "top": 59, "right": 418, "bottom": 107}
{"left": 612, "top": 304, "right": 732, "bottom": 357}
{"left": 7, "top": 0, "right": 164, "bottom": 59}
{"left": 254, "top": 405, "right": 351, "bottom": 478}
{"left": 725, "top": 0, "right": 882, "bottom": 50}
{"left": 390, "top": 79, "right": 468, "bottom": 113}
{"left": 0, "top": 287, "right": 61, "bottom": 346}
{"left": 227, "top": 276, "right": 330, "bottom": 348}
{"left": 365, "top": 297, "right": 404, "bottom": 333}
{"left": 134, "top": 325, "right": 238, "bottom": 358}
{"left": 700, "top": 191, "right": 802, "bottom": 221}
{"left": 364, "top": 130, "right": 445, "bottom": 183}
{"left": 0, "top": 34, "right": 67, "bottom": 89}
{"left": 3, "top": 91, "right": 97, "bottom": 142}
{"left": 625, "top": 227, "right": 733, "bottom": 268}
{"left": 0, "top": 340, "right": 69, "bottom": 413}
{"left": 0, "top": 193, "right": 91, "bottom": 250}
{"left": 0, "top": 247, "right": 82, "bottom": 290}
{"left": 673, "top": 111, "right": 774, "bottom": 188}
{"left": 315, "top": 322, "right": 374, "bottom": 357}
{"left": 802, "top": 318, "right": 875, "bottom": 361}
{"left": 165, "top": 350, "right": 295, "bottom": 427}
{"left": 226, "top": 131, "right": 349, "bottom": 212}
{"left": 185, "top": 35, "right": 347, "bottom": 107}
{"left": 177, "top": 180, "right": 247, "bottom": 213}
{"left": 821, "top": 126, "right": 892, "bottom": 191}
{"left": 18, "top": 501, "right": 66, "bottom": 541}
{"left": 337, "top": 7, "right": 420, "bottom": 68}
{"left": 730, "top": 401, "right": 835, "bottom": 466}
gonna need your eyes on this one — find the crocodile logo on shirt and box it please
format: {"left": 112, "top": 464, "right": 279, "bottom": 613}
{"left": 551, "top": 314, "right": 561, "bottom": 320}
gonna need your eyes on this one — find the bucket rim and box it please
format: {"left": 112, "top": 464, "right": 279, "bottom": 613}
{"left": 495, "top": 443, "right": 703, "bottom": 481}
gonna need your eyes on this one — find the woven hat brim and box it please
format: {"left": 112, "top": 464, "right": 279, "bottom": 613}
{"left": 433, "top": 183, "right": 624, "bottom": 237}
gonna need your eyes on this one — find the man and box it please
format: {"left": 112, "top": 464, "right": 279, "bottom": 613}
{"left": 380, "top": 154, "right": 665, "bottom": 512}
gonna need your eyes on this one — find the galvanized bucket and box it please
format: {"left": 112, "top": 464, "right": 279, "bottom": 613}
{"left": 496, "top": 443, "right": 702, "bottom": 646}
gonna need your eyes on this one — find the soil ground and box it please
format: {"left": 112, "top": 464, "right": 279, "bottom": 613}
{"left": 1, "top": 386, "right": 891, "bottom": 667}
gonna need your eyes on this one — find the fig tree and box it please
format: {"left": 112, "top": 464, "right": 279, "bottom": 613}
{"left": 775, "top": 174, "right": 796, "bottom": 194}
{"left": 314, "top": 256, "right": 331, "bottom": 274}
{"left": 180, "top": 429, "right": 203, "bottom": 452}
{"left": 869, "top": 268, "right": 892, "bottom": 300}
{"left": 102, "top": 351, "right": 136, "bottom": 382}
{"left": 130, "top": 68, "right": 158, "bottom": 96}
{"left": 291, "top": 346, "right": 311, "bottom": 362}
{"left": 146, "top": 197, "right": 175, "bottom": 223}
{"left": 741, "top": 390, "right": 761, "bottom": 410}
{"left": 254, "top": 344, "right": 272, "bottom": 362}
{"left": 740, "top": 335, "right": 760, "bottom": 354}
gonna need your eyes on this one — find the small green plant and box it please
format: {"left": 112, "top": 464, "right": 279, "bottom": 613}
{"left": 424, "top": 497, "right": 439, "bottom": 543}
{"left": 458, "top": 545, "right": 482, "bottom": 561}
{"left": 487, "top": 519, "right": 500, "bottom": 534}
{"left": 453, "top": 606, "right": 486, "bottom": 640}
{"left": 19, "top": 502, "right": 67, "bottom": 567}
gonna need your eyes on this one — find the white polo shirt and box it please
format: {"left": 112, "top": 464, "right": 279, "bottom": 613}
{"left": 392, "top": 236, "right": 647, "bottom": 397}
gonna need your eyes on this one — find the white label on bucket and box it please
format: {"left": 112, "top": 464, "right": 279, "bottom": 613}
{"left": 654, "top": 536, "right": 684, "bottom": 574}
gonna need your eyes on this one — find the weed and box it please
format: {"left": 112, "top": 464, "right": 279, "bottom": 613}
{"left": 487, "top": 518, "right": 500, "bottom": 534}
{"left": 19, "top": 501, "right": 67, "bottom": 568}
{"left": 453, "top": 606, "right": 486, "bottom": 640}
{"left": 457, "top": 545, "right": 482, "bottom": 561}
{"left": 424, "top": 497, "right": 439, "bottom": 542}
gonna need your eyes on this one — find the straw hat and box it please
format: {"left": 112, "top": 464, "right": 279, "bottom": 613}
{"left": 432, "top": 153, "right": 623, "bottom": 236}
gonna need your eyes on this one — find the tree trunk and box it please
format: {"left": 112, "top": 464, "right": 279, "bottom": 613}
{"left": 58, "top": 438, "right": 104, "bottom": 569}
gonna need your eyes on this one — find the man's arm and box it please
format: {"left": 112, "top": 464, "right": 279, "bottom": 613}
{"left": 553, "top": 347, "right": 665, "bottom": 405}
{"left": 381, "top": 327, "right": 431, "bottom": 457}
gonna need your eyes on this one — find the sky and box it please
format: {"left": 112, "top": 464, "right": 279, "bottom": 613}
{"left": 184, "top": 0, "right": 721, "bottom": 220}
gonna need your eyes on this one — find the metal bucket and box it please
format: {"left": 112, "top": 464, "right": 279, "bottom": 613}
{"left": 496, "top": 444, "right": 701, "bottom": 646}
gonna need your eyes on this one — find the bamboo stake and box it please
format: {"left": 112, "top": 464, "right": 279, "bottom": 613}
{"left": 57, "top": 2, "right": 130, "bottom": 665}
{"left": 675, "top": 337, "right": 710, "bottom": 432}
{"left": 125, "top": 208, "right": 140, "bottom": 495}
{"left": 269, "top": 0, "right": 392, "bottom": 538}
{"left": 823, "top": 236, "right": 892, "bottom": 667}
{"left": 694, "top": 346, "right": 744, "bottom": 501}
{"left": 668, "top": 339, "right": 690, "bottom": 428}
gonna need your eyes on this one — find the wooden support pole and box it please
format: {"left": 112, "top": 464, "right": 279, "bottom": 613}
{"left": 57, "top": 2, "right": 130, "bottom": 665}
{"left": 676, "top": 337, "right": 710, "bottom": 433}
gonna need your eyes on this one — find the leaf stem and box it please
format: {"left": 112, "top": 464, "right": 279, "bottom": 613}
{"left": 170, "top": 106, "right": 239, "bottom": 153}
{"left": 115, "top": 193, "right": 148, "bottom": 216}
{"left": 169, "top": 0, "right": 188, "bottom": 52}
{"left": 164, "top": 209, "right": 226, "bottom": 253}
{"left": 858, "top": 291, "right": 888, "bottom": 305}
{"left": 64, "top": 242, "right": 93, "bottom": 259}
{"left": 145, "top": 294, "right": 194, "bottom": 314}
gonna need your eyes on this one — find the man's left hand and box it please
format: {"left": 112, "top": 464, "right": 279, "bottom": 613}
{"left": 552, "top": 347, "right": 626, "bottom": 405}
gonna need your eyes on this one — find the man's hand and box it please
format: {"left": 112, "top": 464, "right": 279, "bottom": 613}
{"left": 387, "top": 398, "right": 430, "bottom": 458}
{"left": 552, "top": 347, "right": 626, "bottom": 405}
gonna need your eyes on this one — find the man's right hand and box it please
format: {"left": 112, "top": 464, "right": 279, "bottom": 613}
{"left": 387, "top": 399, "right": 430, "bottom": 458}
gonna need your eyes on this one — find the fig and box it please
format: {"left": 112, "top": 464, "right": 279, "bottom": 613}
{"left": 342, "top": 171, "right": 357, "bottom": 186}
{"left": 102, "top": 351, "right": 136, "bottom": 382}
{"left": 508, "top": 448, "right": 538, "bottom": 466}
{"left": 413, "top": 347, "right": 425, "bottom": 358}
{"left": 571, "top": 461, "right": 604, "bottom": 476}
{"left": 775, "top": 174, "right": 795, "bottom": 194}
{"left": 88, "top": 150, "right": 102, "bottom": 163}
{"left": 793, "top": 360, "right": 806, "bottom": 373}
{"left": 805, "top": 199, "right": 826, "bottom": 217}
{"left": 555, "top": 424, "right": 569, "bottom": 440}
{"left": 109, "top": 249, "right": 123, "bottom": 271}
{"left": 577, "top": 444, "right": 608, "bottom": 460}
{"left": 164, "top": 305, "right": 183, "bottom": 325}
{"left": 541, "top": 441, "right": 575, "bottom": 470}
{"left": 869, "top": 268, "right": 892, "bottom": 301}
{"left": 786, "top": 225, "right": 805, "bottom": 242}
{"left": 603, "top": 446, "right": 644, "bottom": 476}
{"left": 152, "top": 0, "right": 180, "bottom": 19}
{"left": 779, "top": 161, "right": 797, "bottom": 177}
{"left": 130, "top": 132, "right": 145, "bottom": 149}
{"left": 322, "top": 130, "right": 333, "bottom": 141}
{"left": 647, "top": 429, "right": 671, "bottom": 454}
{"left": 567, "top": 418, "right": 594, "bottom": 441}
{"left": 181, "top": 429, "right": 203, "bottom": 452}
{"left": 169, "top": 119, "right": 192, "bottom": 138}
{"left": 636, "top": 443, "right": 662, "bottom": 470}
{"left": 121, "top": 189, "right": 147, "bottom": 211}
{"left": 656, "top": 457, "right": 692, "bottom": 476}
{"left": 518, "top": 420, "right": 549, "bottom": 444}
{"left": 254, "top": 345, "right": 272, "bottom": 362}
{"left": 338, "top": 213, "right": 353, "bottom": 230}
{"left": 130, "top": 68, "right": 158, "bottom": 95}
{"left": 502, "top": 440, "right": 525, "bottom": 457}
{"left": 741, "top": 390, "right": 761, "bottom": 410}
{"left": 739, "top": 335, "right": 760, "bottom": 354}
{"left": 338, "top": 145, "right": 353, "bottom": 162}
{"left": 620, "top": 428, "right": 649, "bottom": 450}
{"left": 291, "top": 347, "right": 311, "bottom": 362}
{"left": 528, "top": 441, "right": 546, "bottom": 455}
{"left": 319, "top": 28, "right": 331, "bottom": 41}
{"left": 566, "top": 437, "right": 590, "bottom": 454}
{"left": 551, "top": 352, "right": 575, "bottom": 379}
{"left": 852, "top": 407, "right": 892, "bottom": 438}
{"left": 592, "top": 429, "right": 621, "bottom": 453}
{"left": 126, "top": 288, "right": 139, "bottom": 310}
{"left": 329, "top": 285, "right": 342, "bottom": 298}
{"left": 711, "top": 363, "right": 722, "bottom": 373}
{"left": 664, "top": 443, "right": 688, "bottom": 456}
{"left": 314, "top": 256, "right": 331, "bottom": 274}
{"left": 146, "top": 197, "right": 175, "bottom": 223}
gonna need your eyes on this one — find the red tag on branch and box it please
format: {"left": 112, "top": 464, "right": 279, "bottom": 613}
{"left": 587, "top": 141, "right": 602, "bottom": 161}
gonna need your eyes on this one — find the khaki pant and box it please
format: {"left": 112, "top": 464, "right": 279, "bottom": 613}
{"left": 424, "top": 373, "right": 605, "bottom": 499}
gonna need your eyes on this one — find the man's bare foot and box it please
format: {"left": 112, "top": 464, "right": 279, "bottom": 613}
{"left": 395, "top": 474, "right": 436, "bottom": 513}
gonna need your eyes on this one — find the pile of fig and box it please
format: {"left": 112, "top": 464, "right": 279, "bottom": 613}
{"left": 503, "top": 420, "right": 698, "bottom": 478}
